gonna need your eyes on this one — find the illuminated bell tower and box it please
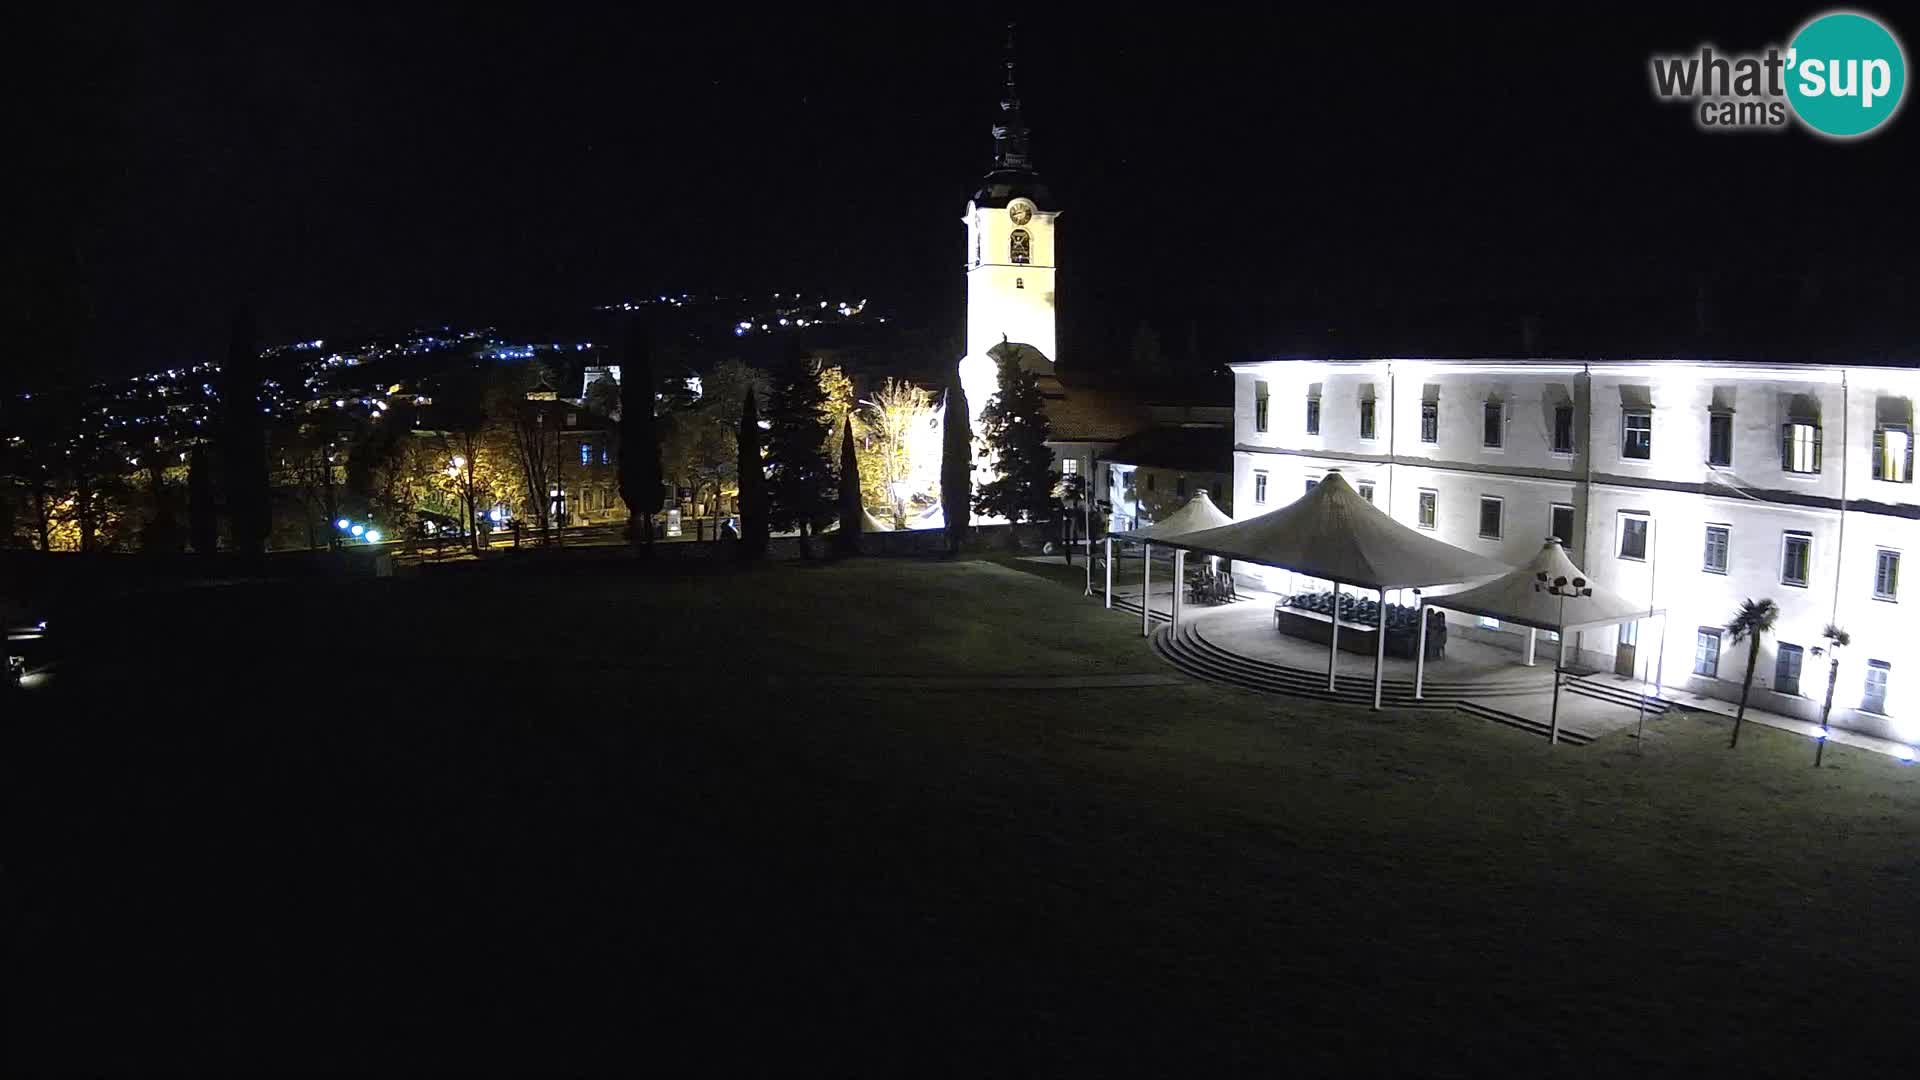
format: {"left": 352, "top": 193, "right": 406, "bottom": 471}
{"left": 958, "top": 25, "right": 1058, "bottom": 448}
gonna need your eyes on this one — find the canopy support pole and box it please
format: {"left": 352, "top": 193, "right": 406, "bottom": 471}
{"left": 1141, "top": 542, "right": 1152, "bottom": 638}
{"left": 1635, "top": 617, "right": 1650, "bottom": 748}
{"left": 1171, "top": 549, "right": 1186, "bottom": 632}
{"left": 1414, "top": 600, "right": 1429, "bottom": 700}
{"left": 1372, "top": 586, "right": 1388, "bottom": 711}
{"left": 1654, "top": 612, "right": 1668, "bottom": 692}
{"left": 1103, "top": 537, "right": 1113, "bottom": 609}
{"left": 1525, "top": 628, "right": 1537, "bottom": 667}
{"left": 1549, "top": 632, "right": 1567, "bottom": 746}
{"left": 1327, "top": 581, "right": 1341, "bottom": 692}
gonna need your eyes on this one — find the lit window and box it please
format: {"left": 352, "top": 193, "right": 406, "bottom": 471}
{"left": 1483, "top": 400, "right": 1503, "bottom": 448}
{"left": 1694, "top": 628, "right": 1722, "bottom": 678}
{"left": 1782, "top": 421, "right": 1822, "bottom": 474}
{"left": 1420, "top": 401, "right": 1438, "bottom": 444}
{"left": 1781, "top": 532, "right": 1811, "bottom": 587}
{"left": 1255, "top": 381, "right": 1269, "bottom": 433}
{"left": 1060, "top": 457, "right": 1078, "bottom": 475}
{"left": 1010, "top": 228, "right": 1031, "bottom": 265}
{"left": 1875, "top": 548, "right": 1900, "bottom": 601}
{"left": 1620, "top": 514, "right": 1649, "bottom": 561}
{"left": 1622, "top": 410, "right": 1652, "bottom": 460}
{"left": 1703, "top": 524, "right": 1729, "bottom": 574}
{"left": 1862, "top": 660, "right": 1890, "bottom": 714}
{"left": 1478, "top": 496, "right": 1502, "bottom": 540}
{"left": 1418, "top": 489, "right": 1437, "bottom": 529}
{"left": 1550, "top": 504, "right": 1575, "bottom": 550}
{"left": 1478, "top": 615, "right": 1502, "bottom": 630}
{"left": 1359, "top": 399, "right": 1376, "bottom": 440}
{"left": 1874, "top": 425, "right": 1912, "bottom": 483}
{"left": 1775, "top": 643, "right": 1804, "bottom": 697}
{"left": 1552, "top": 404, "right": 1575, "bottom": 454}
{"left": 1358, "top": 481, "right": 1375, "bottom": 504}
{"left": 1709, "top": 412, "right": 1733, "bottom": 467}
{"left": 580, "top": 442, "right": 592, "bottom": 466}
{"left": 1254, "top": 471, "right": 1268, "bottom": 504}
{"left": 1306, "top": 396, "right": 1321, "bottom": 436}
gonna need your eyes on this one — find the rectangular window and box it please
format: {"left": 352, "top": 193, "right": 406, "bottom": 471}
{"left": 1478, "top": 496, "right": 1503, "bottom": 540}
{"left": 1552, "top": 404, "right": 1575, "bottom": 454}
{"left": 1694, "top": 628, "right": 1722, "bottom": 678}
{"left": 1874, "top": 425, "right": 1912, "bottom": 483}
{"left": 1622, "top": 410, "right": 1652, "bottom": 460}
{"left": 1305, "top": 476, "right": 1318, "bottom": 495}
{"left": 1620, "top": 514, "right": 1649, "bottom": 562}
{"left": 1775, "top": 643, "right": 1804, "bottom": 697}
{"left": 1357, "top": 481, "right": 1375, "bottom": 504}
{"left": 1306, "top": 397, "right": 1321, "bottom": 436}
{"left": 1782, "top": 421, "right": 1822, "bottom": 474}
{"left": 1703, "top": 524, "right": 1730, "bottom": 575}
{"left": 1709, "top": 412, "right": 1734, "bottom": 467}
{"left": 1176, "top": 475, "right": 1187, "bottom": 497}
{"left": 1619, "top": 621, "right": 1638, "bottom": 647}
{"left": 580, "top": 441, "right": 592, "bottom": 466}
{"left": 599, "top": 445, "right": 610, "bottom": 465}
{"left": 1781, "top": 532, "right": 1811, "bottom": 588}
{"left": 1420, "top": 401, "right": 1438, "bottom": 444}
{"left": 1418, "top": 489, "right": 1437, "bottom": 529}
{"left": 1478, "top": 615, "right": 1502, "bottom": 630}
{"left": 1863, "top": 660, "right": 1890, "bottom": 714}
{"left": 1060, "top": 457, "right": 1079, "bottom": 476}
{"left": 1146, "top": 473, "right": 1156, "bottom": 492}
{"left": 1549, "top": 504, "right": 1575, "bottom": 551}
{"left": 1483, "top": 401, "right": 1503, "bottom": 449}
{"left": 1359, "top": 399, "right": 1376, "bottom": 440}
{"left": 1255, "top": 382, "right": 1270, "bottom": 433}
{"left": 1875, "top": 548, "right": 1900, "bottom": 601}
{"left": 1254, "top": 471, "right": 1268, "bottom": 504}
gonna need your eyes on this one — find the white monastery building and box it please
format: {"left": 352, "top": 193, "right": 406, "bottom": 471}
{"left": 1230, "top": 358, "right": 1917, "bottom": 744}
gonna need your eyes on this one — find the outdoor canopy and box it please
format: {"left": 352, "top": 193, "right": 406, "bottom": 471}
{"left": 1167, "top": 471, "right": 1509, "bottom": 589}
{"left": 1148, "top": 471, "right": 1511, "bottom": 710}
{"left": 1429, "top": 538, "right": 1661, "bottom": 633}
{"left": 1110, "top": 489, "right": 1234, "bottom": 541}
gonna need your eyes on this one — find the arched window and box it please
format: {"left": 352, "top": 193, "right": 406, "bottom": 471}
{"left": 1014, "top": 277, "right": 1024, "bottom": 290}
{"left": 1009, "top": 228, "right": 1030, "bottom": 265}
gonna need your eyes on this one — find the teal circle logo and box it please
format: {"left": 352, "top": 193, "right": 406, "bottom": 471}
{"left": 1786, "top": 11, "right": 1907, "bottom": 137}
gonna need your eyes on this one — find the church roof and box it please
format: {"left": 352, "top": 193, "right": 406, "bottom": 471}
{"left": 1042, "top": 388, "right": 1153, "bottom": 444}
{"left": 1101, "top": 425, "right": 1231, "bottom": 475}
{"left": 972, "top": 25, "right": 1051, "bottom": 209}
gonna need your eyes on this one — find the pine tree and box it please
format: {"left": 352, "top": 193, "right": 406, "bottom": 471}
{"left": 974, "top": 349, "right": 1057, "bottom": 523}
{"left": 618, "top": 317, "right": 663, "bottom": 552}
{"left": 219, "top": 308, "right": 271, "bottom": 555}
{"left": 939, "top": 379, "right": 972, "bottom": 555}
{"left": 835, "top": 416, "right": 861, "bottom": 556}
{"left": 763, "top": 353, "right": 834, "bottom": 555}
{"left": 736, "top": 387, "right": 769, "bottom": 560}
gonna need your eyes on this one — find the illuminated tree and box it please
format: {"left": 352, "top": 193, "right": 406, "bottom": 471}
{"left": 859, "top": 378, "right": 935, "bottom": 529}
{"left": 1725, "top": 597, "right": 1780, "bottom": 749}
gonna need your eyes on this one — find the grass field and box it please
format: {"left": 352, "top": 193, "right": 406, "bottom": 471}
{"left": 10, "top": 554, "right": 1918, "bottom": 1073}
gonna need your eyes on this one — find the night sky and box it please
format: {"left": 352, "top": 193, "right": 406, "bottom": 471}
{"left": 15, "top": 4, "right": 1917, "bottom": 386}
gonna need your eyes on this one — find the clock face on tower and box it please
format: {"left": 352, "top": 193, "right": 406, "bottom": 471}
{"left": 1007, "top": 199, "right": 1034, "bottom": 226}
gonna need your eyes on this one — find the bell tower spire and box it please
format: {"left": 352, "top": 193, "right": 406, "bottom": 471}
{"left": 993, "top": 23, "right": 1032, "bottom": 169}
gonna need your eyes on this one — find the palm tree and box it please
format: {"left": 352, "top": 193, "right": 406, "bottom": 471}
{"left": 1815, "top": 623, "right": 1851, "bottom": 766}
{"left": 1725, "top": 597, "right": 1780, "bottom": 749}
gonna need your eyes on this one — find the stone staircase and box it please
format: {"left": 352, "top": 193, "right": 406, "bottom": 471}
{"left": 1565, "top": 673, "right": 1678, "bottom": 717}
{"left": 1149, "top": 620, "right": 1595, "bottom": 746}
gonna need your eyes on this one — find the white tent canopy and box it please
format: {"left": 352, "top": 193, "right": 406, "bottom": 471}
{"left": 860, "top": 508, "right": 894, "bottom": 533}
{"left": 1111, "top": 490, "right": 1235, "bottom": 542}
{"left": 1167, "top": 472, "right": 1508, "bottom": 589}
{"left": 1432, "top": 539, "right": 1661, "bottom": 632}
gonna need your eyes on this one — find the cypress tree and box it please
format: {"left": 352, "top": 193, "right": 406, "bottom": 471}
{"left": 763, "top": 352, "right": 833, "bottom": 556}
{"left": 939, "top": 379, "right": 972, "bottom": 555}
{"left": 188, "top": 442, "right": 217, "bottom": 553}
{"left": 835, "top": 416, "right": 861, "bottom": 556}
{"left": 736, "top": 387, "right": 769, "bottom": 559}
{"left": 218, "top": 308, "right": 271, "bottom": 555}
{"left": 617, "top": 317, "right": 663, "bottom": 552}
{"left": 974, "top": 349, "right": 1057, "bottom": 523}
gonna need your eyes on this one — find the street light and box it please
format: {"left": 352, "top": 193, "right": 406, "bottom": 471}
{"left": 1534, "top": 571, "right": 1592, "bottom": 746}
{"left": 335, "top": 518, "right": 351, "bottom": 530}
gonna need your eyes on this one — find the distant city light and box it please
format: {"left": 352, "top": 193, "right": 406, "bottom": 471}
{"left": 350, "top": 524, "right": 365, "bottom": 537}
{"left": 365, "top": 529, "right": 382, "bottom": 543}
{"left": 336, "top": 518, "right": 351, "bottom": 530}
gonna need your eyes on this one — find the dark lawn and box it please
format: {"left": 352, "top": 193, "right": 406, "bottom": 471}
{"left": 9, "top": 556, "right": 1918, "bottom": 1074}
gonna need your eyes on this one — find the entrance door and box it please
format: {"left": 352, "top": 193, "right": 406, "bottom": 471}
{"left": 1615, "top": 621, "right": 1639, "bottom": 677}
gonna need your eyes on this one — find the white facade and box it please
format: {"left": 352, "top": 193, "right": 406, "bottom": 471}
{"left": 1231, "top": 359, "right": 1919, "bottom": 744}
{"left": 958, "top": 195, "right": 1059, "bottom": 439}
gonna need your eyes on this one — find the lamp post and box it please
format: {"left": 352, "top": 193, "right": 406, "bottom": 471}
{"left": 1812, "top": 623, "right": 1850, "bottom": 767}
{"left": 1535, "top": 571, "right": 1592, "bottom": 747}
